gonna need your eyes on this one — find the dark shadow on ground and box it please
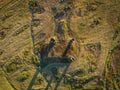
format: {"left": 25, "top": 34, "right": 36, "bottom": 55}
{"left": 62, "top": 38, "right": 74, "bottom": 57}
{"left": 54, "top": 64, "right": 70, "bottom": 90}
{"left": 45, "top": 73, "right": 54, "bottom": 90}
{"left": 27, "top": 68, "right": 41, "bottom": 90}
{"left": 45, "top": 38, "right": 75, "bottom": 90}
{"left": 28, "top": 38, "right": 75, "bottom": 90}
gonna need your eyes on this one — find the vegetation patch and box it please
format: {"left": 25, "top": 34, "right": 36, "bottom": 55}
{"left": 32, "top": 19, "right": 40, "bottom": 27}
{"left": 0, "top": 30, "right": 6, "bottom": 40}
{"left": 19, "top": 70, "right": 30, "bottom": 82}
{"left": 34, "top": 75, "right": 44, "bottom": 85}
{"left": 54, "top": 11, "right": 64, "bottom": 19}
{"left": 59, "top": 0, "right": 72, "bottom": 4}
{"left": 77, "top": 8, "right": 82, "bottom": 17}
{"left": 0, "top": 49, "right": 4, "bottom": 55}
{"left": 31, "top": 55, "right": 40, "bottom": 67}
{"left": 38, "top": 33, "right": 46, "bottom": 38}
{"left": 113, "top": 27, "right": 120, "bottom": 40}
{"left": 6, "top": 56, "right": 23, "bottom": 73}
{"left": 6, "top": 63, "right": 17, "bottom": 73}
{"left": 57, "top": 19, "right": 69, "bottom": 35}
{"left": 52, "top": 7, "right": 66, "bottom": 19}
{"left": 29, "top": 0, "right": 45, "bottom": 14}
{"left": 85, "top": 42, "right": 101, "bottom": 58}
{"left": 105, "top": 44, "right": 120, "bottom": 90}
{"left": 90, "top": 17, "right": 102, "bottom": 28}
{"left": 70, "top": 69, "right": 85, "bottom": 77}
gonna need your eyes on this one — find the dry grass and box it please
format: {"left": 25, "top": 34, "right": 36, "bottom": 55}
{"left": 0, "top": 0, "right": 120, "bottom": 89}
{"left": 0, "top": 68, "right": 14, "bottom": 90}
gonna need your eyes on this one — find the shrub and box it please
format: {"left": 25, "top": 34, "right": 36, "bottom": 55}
{"left": 31, "top": 55, "right": 40, "bottom": 66}
{"left": 0, "top": 49, "right": 4, "bottom": 55}
{"left": 23, "top": 50, "right": 30, "bottom": 56}
{"left": 37, "top": 6, "right": 45, "bottom": 14}
{"left": 0, "top": 31, "right": 6, "bottom": 40}
{"left": 7, "top": 63, "right": 17, "bottom": 73}
{"left": 54, "top": 11, "right": 64, "bottom": 19}
{"left": 32, "top": 19, "right": 40, "bottom": 27}
{"left": 71, "top": 69, "right": 85, "bottom": 77}
{"left": 29, "top": 0, "right": 45, "bottom": 13}
{"left": 112, "top": 29, "right": 120, "bottom": 40}
{"left": 34, "top": 76, "right": 43, "bottom": 85}
{"left": 29, "top": 0, "right": 38, "bottom": 10}
{"left": 93, "top": 18, "right": 101, "bottom": 25}
{"left": 19, "top": 71, "right": 29, "bottom": 82}
{"left": 118, "top": 16, "right": 120, "bottom": 22}
{"left": 6, "top": 56, "right": 22, "bottom": 73}
{"left": 51, "top": 7, "right": 57, "bottom": 13}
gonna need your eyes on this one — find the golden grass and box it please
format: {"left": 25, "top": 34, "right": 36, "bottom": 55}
{"left": 0, "top": 68, "right": 13, "bottom": 90}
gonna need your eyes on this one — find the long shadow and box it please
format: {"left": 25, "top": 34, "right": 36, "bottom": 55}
{"left": 27, "top": 39, "right": 55, "bottom": 90}
{"left": 42, "top": 39, "right": 74, "bottom": 90}
{"left": 28, "top": 38, "right": 74, "bottom": 90}
{"left": 53, "top": 38, "right": 74, "bottom": 90}
{"left": 82, "top": 76, "right": 100, "bottom": 85}
{"left": 62, "top": 38, "right": 74, "bottom": 57}
{"left": 54, "top": 64, "right": 70, "bottom": 90}
{"left": 45, "top": 74, "right": 53, "bottom": 90}
{"left": 27, "top": 9, "right": 40, "bottom": 90}
{"left": 40, "top": 38, "right": 56, "bottom": 69}
{"left": 40, "top": 38, "right": 55, "bottom": 61}
{"left": 27, "top": 68, "right": 41, "bottom": 90}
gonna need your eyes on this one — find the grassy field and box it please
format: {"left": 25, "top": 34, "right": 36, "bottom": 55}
{"left": 0, "top": 76, "right": 13, "bottom": 90}
{"left": 0, "top": 68, "right": 13, "bottom": 90}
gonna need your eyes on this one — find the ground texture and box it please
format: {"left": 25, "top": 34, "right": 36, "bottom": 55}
{"left": 0, "top": 0, "right": 120, "bottom": 90}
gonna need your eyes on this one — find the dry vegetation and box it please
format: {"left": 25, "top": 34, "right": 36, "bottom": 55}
{"left": 0, "top": 0, "right": 120, "bottom": 90}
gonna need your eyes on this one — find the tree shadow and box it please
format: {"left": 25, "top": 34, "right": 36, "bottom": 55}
{"left": 53, "top": 38, "right": 74, "bottom": 90}
{"left": 62, "top": 38, "right": 74, "bottom": 57}
{"left": 27, "top": 68, "right": 42, "bottom": 90}
{"left": 44, "top": 38, "right": 75, "bottom": 90}
{"left": 27, "top": 38, "right": 75, "bottom": 90}
{"left": 54, "top": 64, "right": 70, "bottom": 90}
{"left": 44, "top": 73, "right": 53, "bottom": 90}
{"left": 40, "top": 38, "right": 56, "bottom": 62}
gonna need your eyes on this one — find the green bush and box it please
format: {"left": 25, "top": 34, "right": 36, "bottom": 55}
{"left": 7, "top": 63, "right": 17, "bottom": 73}
{"left": 32, "top": 19, "right": 40, "bottom": 27}
{"left": 6, "top": 56, "right": 22, "bottom": 73}
{"left": 29, "top": 0, "right": 37, "bottom": 10}
{"left": 0, "top": 49, "right": 4, "bottom": 55}
{"left": 29, "top": 0, "right": 45, "bottom": 13}
{"left": 0, "top": 31, "right": 6, "bottom": 40}
{"left": 35, "top": 77, "right": 43, "bottom": 85}
{"left": 71, "top": 69, "right": 85, "bottom": 77}
{"left": 19, "top": 71, "right": 29, "bottom": 82}
{"left": 31, "top": 55, "right": 40, "bottom": 66}
{"left": 23, "top": 50, "right": 30, "bottom": 56}
{"left": 93, "top": 19, "right": 101, "bottom": 25}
